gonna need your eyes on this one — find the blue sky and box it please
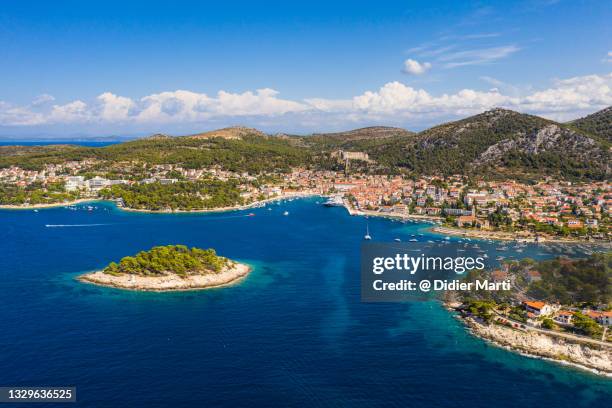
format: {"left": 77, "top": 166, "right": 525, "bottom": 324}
{"left": 0, "top": 0, "right": 610, "bottom": 138}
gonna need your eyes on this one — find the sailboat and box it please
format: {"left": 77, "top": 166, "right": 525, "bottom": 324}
{"left": 364, "top": 224, "right": 372, "bottom": 240}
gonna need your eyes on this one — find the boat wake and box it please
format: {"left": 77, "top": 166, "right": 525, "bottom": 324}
{"left": 45, "top": 223, "right": 109, "bottom": 228}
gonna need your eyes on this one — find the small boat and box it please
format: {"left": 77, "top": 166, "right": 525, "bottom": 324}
{"left": 394, "top": 238, "right": 401, "bottom": 242}
{"left": 323, "top": 195, "right": 344, "bottom": 207}
{"left": 247, "top": 213, "right": 255, "bottom": 217}
{"left": 33, "top": 209, "right": 38, "bottom": 213}
{"left": 409, "top": 238, "right": 418, "bottom": 242}
{"left": 268, "top": 208, "right": 272, "bottom": 211}
{"left": 283, "top": 211, "right": 289, "bottom": 216}
{"left": 364, "top": 224, "right": 372, "bottom": 240}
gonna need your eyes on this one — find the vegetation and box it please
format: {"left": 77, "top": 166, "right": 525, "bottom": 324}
{"left": 307, "top": 109, "right": 610, "bottom": 180}
{"left": 103, "top": 245, "right": 229, "bottom": 277}
{"left": 464, "top": 300, "right": 496, "bottom": 323}
{"left": 2, "top": 108, "right": 610, "bottom": 181}
{"left": 570, "top": 106, "right": 612, "bottom": 142}
{"left": 0, "top": 134, "right": 313, "bottom": 174}
{"left": 0, "top": 181, "right": 78, "bottom": 205}
{"left": 541, "top": 318, "right": 555, "bottom": 330}
{"left": 571, "top": 311, "right": 604, "bottom": 338}
{"left": 100, "top": 179, "right": 243, "bottom": 211}
{"left": 526, "top": 253, "right": 611, "bottom": 305}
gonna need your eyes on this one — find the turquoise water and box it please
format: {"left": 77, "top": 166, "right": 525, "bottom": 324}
{"left": 0, "top": 197, "right": 610, "bottom": 407}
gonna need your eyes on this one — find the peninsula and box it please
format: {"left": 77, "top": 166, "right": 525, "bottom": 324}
{"left": 447, "top": 253, "right": 612, "bottom": 375}
{"left": 79, "top": 245, "right": 251, "bottom": 291}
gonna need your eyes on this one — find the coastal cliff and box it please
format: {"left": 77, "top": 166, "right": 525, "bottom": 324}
{"left": 464, "top": 318, "right": 612, "bottom": 375}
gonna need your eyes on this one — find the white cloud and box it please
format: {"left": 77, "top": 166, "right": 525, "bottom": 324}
{"left": 31, "top": 94, "right": 55, "bottom": 106}
{"left": 135, "top": 88, "right": 308, "bottom": 123}
{"left": 402, "top": 59, "right": 432, "bottom": 75}
{"left": 521, "top": 73, "right": 612, "bottom": 114}
{"left": 97, "top": 92, "right": 136, "bottom": 121}
{"left": 0, "top": 72, "right": 610, "bottom": 131}
{"left": 439, "top": 45, "right": 520, "bottom": 68}
{"left": 49, "top": 100, "right": 91, "bottom": 123}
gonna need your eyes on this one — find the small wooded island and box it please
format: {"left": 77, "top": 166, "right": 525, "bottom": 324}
{"left": 79, "top": 245, "right": 251, "bottom": 291}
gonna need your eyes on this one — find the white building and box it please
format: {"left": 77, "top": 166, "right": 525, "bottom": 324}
{"left": 523, "top": 301, "right": 554, "bottom": 316}
{"left": 65, "top": 176, "right": 86, "bottom": 191}
{"left": 87, "top": 176, "right": 111, "bottom": 190}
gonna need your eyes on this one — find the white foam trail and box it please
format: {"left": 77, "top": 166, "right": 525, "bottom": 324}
{"left": 45, "top": 224, "right": 108, "bottom": 228}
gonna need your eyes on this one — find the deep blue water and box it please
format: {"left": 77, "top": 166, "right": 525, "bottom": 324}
{"left": 0, "top": 197, "right": 610, "bottom": 407}
{"left": 0, "top": 141, "right": 119, "bottom": 147}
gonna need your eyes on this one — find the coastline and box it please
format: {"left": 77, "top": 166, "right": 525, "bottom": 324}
{"left": 430, "top": 226, "right": 592, "bottom": 244}
{"left": 342, "top": 201, "right": 442, "bottom": 222}
{"left": 78, "top": 261, "right": 251, "bottom": 292}
{"left": 458, "top": 315, "right": 612, "bottom": 377}
{"left": 0, "top": 192, "right": 320, "bottom": 213}
{"left": 117, "top": 192, "right": 321, "bottom": 214}
{"left": 0, "top": 198, "right": 99, "bottom": 210}
{"left": 3, "top": 193, "right": 606, "bottom": 246}
{"left": 342, "top": 202, "right": 606, "bottom": 244}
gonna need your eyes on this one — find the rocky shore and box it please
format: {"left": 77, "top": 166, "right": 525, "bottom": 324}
{"left": 79, "top": 262, "right": 251, "bottom": 291}
{"left": 0, "top": 198, "right": 95, "bottom": 210}
{"left": 463, "top": 317, "right": 612, "bottom": 376}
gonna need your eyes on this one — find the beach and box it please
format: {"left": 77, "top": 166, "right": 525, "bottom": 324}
{"left": 78, "top": 262, "right": 251, "bottom": 291}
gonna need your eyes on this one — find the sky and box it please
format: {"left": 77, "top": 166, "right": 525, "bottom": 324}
{"left": 0, "top": 0, "right": 610, "bottom": 139}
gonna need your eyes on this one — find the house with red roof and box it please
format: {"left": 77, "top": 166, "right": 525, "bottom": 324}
{"left": 523, "top": 301, "right": 554, "bottom": 316}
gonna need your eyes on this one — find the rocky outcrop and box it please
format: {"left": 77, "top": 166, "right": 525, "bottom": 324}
{"left": 474, "top": 124, "right": 599, "bottom": 164}
{"left": 188, "top": 126, "right": 266, "bottom": 139}
{"left": 464, "top": 318, "right": 612, "bottom": 375}
{"left": 79, "top": 262, "right": 251, "bottom": 291}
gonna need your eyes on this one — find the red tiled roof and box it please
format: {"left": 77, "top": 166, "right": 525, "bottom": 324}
{"left": 523, "top": 301, "right": 546, "bottom": 310}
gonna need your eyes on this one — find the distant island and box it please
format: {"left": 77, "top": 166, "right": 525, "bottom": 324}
{"left": 79, "top": 245, "right": 250, "bottom": 291}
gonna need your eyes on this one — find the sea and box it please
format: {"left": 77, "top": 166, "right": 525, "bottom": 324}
{"left": 0, "top": 141, "right": 119, "bottom": 147}
{"left": 0, "top": 197, "right": 610, "bottom": 407}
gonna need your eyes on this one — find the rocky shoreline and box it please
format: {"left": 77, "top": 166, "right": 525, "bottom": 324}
{"left": 461, "top": 316, "right": 612, "bottom": 376}
{"left": 78, "top": 262, "right": 251, "bottom": 291}
{"left": 0, "top": 198, "right": 96, "bottom": 210}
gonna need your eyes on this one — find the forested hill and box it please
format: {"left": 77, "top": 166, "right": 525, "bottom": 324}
{"left": 316, "top": 108, "right": 610, "bottom": 180}
{"left": 569, "top": 107, "right": 612, "bottom": 142}
{"left": 1, "top": 107, "right": 610, "bottom": 180}
{"left": 0, "top": 132, "right": 313, "bottom": 174}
